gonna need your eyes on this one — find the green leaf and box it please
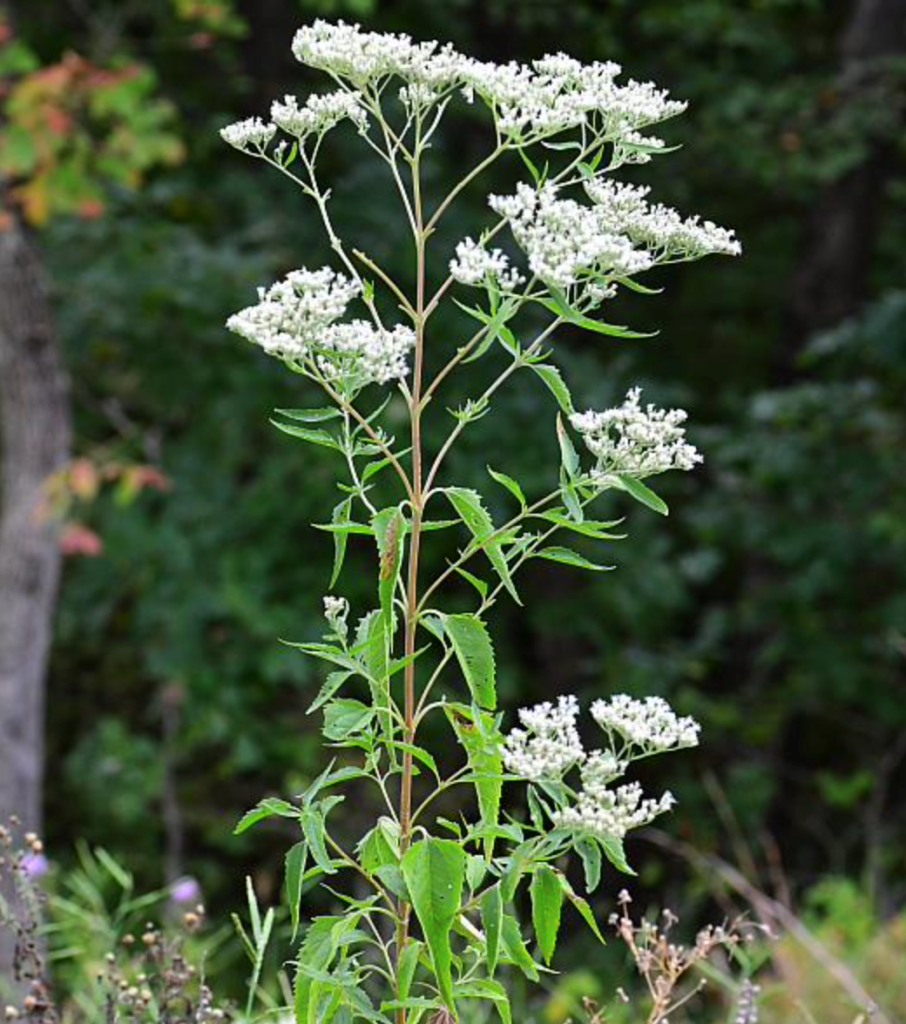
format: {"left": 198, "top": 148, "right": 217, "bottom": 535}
{"left": 599, "top": 834, "right": 636, "bottom": 876}
{"left": 397, "top": 940, "right": 422, "bottom": 1003}
{"left": 444, "top": 488, "right": 520, "bottom": 604}
{"left": 454, "top": 979, "right": 513, "bottom": 1024}
{"left": 270, "top": 420, "right": 343, "bottom": 450}
{"left": 400, "top": 839, "right": 465, "bottom": 1012}
{"left": 373, "top": 506, "right": 406, "bottom": 631}
{"left": 487, "top": 466, "right": 526, "bottom": 509}
{"left": 556, "top": 873, "right": 606, "bottom": 944}
{"left": 234, "top": 797, "right": 297, "bottom": 835}
{"left": 294, "top": 916, "right": 353, "bottom": 1024}
{"left": 539, "top": 294, "right": 657, "bottom": 339}
{"left": 530, "top": 865, "right": 563, "bottom": 965}
{"left": 613, "top": 474, "right": 669, "bottom": 516}
{"left": 386, "top": 742, "right": 440, "bottom": 780}
{"left": 454, "top": 566, "right": 489, "bottom": 600}
{"left": 576, "top": 837, "right": 601, "bottom": 893}
{"left": 307, "top": 669, "right": 353, "bottom": 714}
{"left": 441, "top": 613, "right": 497, "bottom": 711}
{"left": 444, "top": 705, "right": 503, "bottom": 860}
{"left": 274, "top": 407, "right": 343, "bottom": 423}
{"left": 301, "top": 808, "right": 337, "bottom": 876}
{"left": 480, "top": 884, "right": 503, "bottom": 976}
{"left": 285, "top": 841, "right": 308, "bottom": 941}
{"left": 323, "top": 699, "right": 373, "bottom": 741}
{"left": 556, "top": 414, "right": 580, "bottom": 478}
{"left": 500, "top": 914, "right": 540, "bottom": 981}
{"left": 357, "top": 817, "right": 400, "bottom": 874}
{"left": 537, "top": 547, "right": 614, "bottom": 572}
{"left": 530, "top": 363, "right": 574, "bottom": 414}
{"left": 329, "top": 497, "right": 353, "bottom": 589}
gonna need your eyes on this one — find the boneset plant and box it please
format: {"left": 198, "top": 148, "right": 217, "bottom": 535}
{"left": 221, "top": 20, "right": 740, "bottom": 1024}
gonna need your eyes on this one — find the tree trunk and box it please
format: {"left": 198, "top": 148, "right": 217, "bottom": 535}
{"left": 778, "top": 0, "right": 906, "bottom": 376}
{"left": 0, "top": 211, "right": 71, "bottom": 981}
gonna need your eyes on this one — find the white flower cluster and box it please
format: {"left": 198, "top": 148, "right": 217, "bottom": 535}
{"left": 291, "top": 21, "right": 685, "bottom": 146}
{"left": 220, "top": 116, "right": 277, "bottom": 152}
{"left": 570, "top": 387, "right": 703, "bottom": 479}
{"left": 489, "top": 183, "right": 653, "bottom": 291}
{"left": 591, "top": 694, "right": 701, "bottom": 753}
{"left": 270, "top": 89, "right": 368, "bottom": 139}
{"left": 226, "top": 267, "right": 414, "bottom": 386}
{"left": 502, "top": 695, "right": 585, "bottom": 781}
{"left": 449, "top": 237, "right": 525, "bottom": 291}
{"left": 293, "top": 19, "right": 463, "bottom": 89}
{"left": 463, "top": 53, "right": 685, "bottom": 144}
{"left": 551, "top": 781, "right": 676, "bottom": 839}
{"left": 503, "top": 693, "right": 699, "bottom": 841}
{"left": 323, "top": 595, "right": 350, "bottom": 641}
{"left": 585, "top": 179, "right": 741, "bottom": 259}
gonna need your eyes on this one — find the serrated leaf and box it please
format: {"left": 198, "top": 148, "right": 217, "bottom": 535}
{"left": 537, "top": 546, "right": 614, "bottom": 572}
{"left": 307, "top": 669, "right": 353, "bottom": 714}
{"left": 530, "top": 363, "right": 574, "bottom": 414}
{"left": 441, "top": 613, "right": 496, "bottom": 710}
{"left": 400, "top": 839, "right": 465, "bottom": 1012}
{"left": 444, "top": 704, "right": 503, "bottom": 859}
{"left": 454, "top": 978, "right": 512, "bottom": 1024}
{"left": 269, "top": 420, "right": 343, "bottom": 450}
{"left": 397, "top": 940, "right": 422, "bottom": 1004}
{"left": 500, "top": 914, "right": 540, "bottom": 981}
{"left": 301, "top": 808, "right": 337, "bottom": 876}
{"left": 323, "top": 699, "right": 373, "bottom": 741}
{"left": 444, "top": 487, "right": 520, "bottom": 604}
{"left": 487, "top": 466, "right": 526, "bottom": 508}
{"left": 556, "top": 873, "right": 606, "bottom": 944}
{"left": 539, "top": 294, "right": 657, "bottom": 339}
{"left": 373, "top": 505, "right": 406, "bottom": 631}
{"left": 530, "top": 865, "right": 563, "bottom": 965}
{"left": 599, "top": 834, "right": 636, "bottom": 876}
{"left": 234, "top": 797, "right": 297, "bottom": 835}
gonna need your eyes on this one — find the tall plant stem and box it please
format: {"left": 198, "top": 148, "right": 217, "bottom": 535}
{"left": 396, "top": 145, "right": 427, "bottom": 1024}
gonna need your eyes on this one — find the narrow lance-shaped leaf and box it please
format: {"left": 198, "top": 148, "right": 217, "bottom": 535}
{"left": 329, "top": 497, "right": 353, "bottom": 589}
{"left": 530, "top": 864, "right": 563, "bottom": 965}
{"left": 444, "top": 487, "right": 520, "bottom": 604}
{"left": 613, "top": 473, "right": 669, "bottom": 516}
{"left": 480, "top": 884, "right": 503, "bottom": 976}
{"left": 400, "top": 838, "right": 465, "bottom": 1012}
{"left": 285, "top": 841, "right": 308, "bottom": 942}
{"left": 441, "top": 612, "right": 497, "bottom": 710}
{"left": 445, "top": 704, "right": 503, "bottom": 859}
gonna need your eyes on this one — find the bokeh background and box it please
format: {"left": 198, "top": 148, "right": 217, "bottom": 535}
{"left": 1, "top": 1, "right": 905, "bottom": 1020}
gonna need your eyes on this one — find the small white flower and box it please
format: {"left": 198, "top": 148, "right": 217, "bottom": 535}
{"left": 503, "top": 695, "right": 585, "bottom": 781}
{"left": 591, "top": 694, "right": 701, "bottom": 753}
{"left": 552, "top": 780, "right": 676, "bottom": 839}
{"left": 584, "top": 178, "right": 741, "bottom": 259}
{"left": 270, "top": 89, "right": 368, "bottom": 139}
{"left": 449, "top": 237, "right": 525, "bottom": 291}
{"left": 226, "top": 266, "right": 414, "bottom": 387}
{"left": 489, "top": 183, "right": 653, "bottom": 291}
{"left": 570, "top": 387, "right": 703, "bottom": 480}
{"left": 323, "top": 595, "right": 350, "bottom": 641}
{"left": 220, "top": 117, "right": 277, "bottom": 152}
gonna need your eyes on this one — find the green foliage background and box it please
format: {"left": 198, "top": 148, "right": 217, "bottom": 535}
{"left": 7, "top": 0, "right": 904, "bottom": 989}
